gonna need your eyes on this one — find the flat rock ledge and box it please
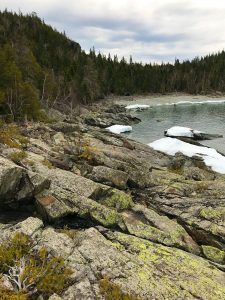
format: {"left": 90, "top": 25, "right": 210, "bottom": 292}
{"left": 0, "top": 217, "right": 225, "bottom": 299}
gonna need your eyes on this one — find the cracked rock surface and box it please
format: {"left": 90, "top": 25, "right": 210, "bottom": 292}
{"left": 1, "top": 103, "right": 225, "bottom": 299}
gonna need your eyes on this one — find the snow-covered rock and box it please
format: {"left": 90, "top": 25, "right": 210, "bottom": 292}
{"left": 164, "top": 126, "right": 222, "bottom": 140}
{"left": 125, "top": 104, "right": 150, "bottom": 110}
{"left": 106, "top": 125, "right": 132, "bottom": 134}
{"left": 164, "top": 126, "right": 200, "bottom": 138}
{"left": 149, "top": 137, "right": 225, "bottom": 174}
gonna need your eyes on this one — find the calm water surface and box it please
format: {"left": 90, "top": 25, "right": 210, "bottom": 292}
{"left": 125, "top": 102, "right": 225, "bottom": 153}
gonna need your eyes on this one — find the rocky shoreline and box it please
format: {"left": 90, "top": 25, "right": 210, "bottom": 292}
{"left": 1, "top": 102, "right": 225, "bottom": 299}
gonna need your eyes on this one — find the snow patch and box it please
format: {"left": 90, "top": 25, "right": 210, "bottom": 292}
{"left": 106, "top": 125, "right": 132, "bottom": 134}
{"left": 149, "top": 137, "right": 225, "bottom": 174}
{"left": 125, "top": 104, "right": 150, "bottom": 110}
{"left": 165, "top": 126, "right": 201, "bottom": 138}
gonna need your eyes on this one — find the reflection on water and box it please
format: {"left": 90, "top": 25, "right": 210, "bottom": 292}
{"left": 125, "top": 102, "right": 225, "bottom": 153}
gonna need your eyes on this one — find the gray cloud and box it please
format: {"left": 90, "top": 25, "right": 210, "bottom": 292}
{"left": 1, "top": 0, "right": 225, "bottom": 63}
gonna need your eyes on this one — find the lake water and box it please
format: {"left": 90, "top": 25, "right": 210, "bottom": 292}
{"left": 125, "top": 101, "right": 225, "bottom": 153}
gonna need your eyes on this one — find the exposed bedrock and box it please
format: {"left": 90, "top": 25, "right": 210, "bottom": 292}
{"left": 2, "top": 104, "right": 225, "bottom": 299}
{"left": 1, "top": 217, "right": 225, "bottom": 299}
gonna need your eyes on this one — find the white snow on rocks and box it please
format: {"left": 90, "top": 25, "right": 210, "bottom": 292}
{"left": 149, "top": 137, "right": 225, "bottom": 174}
{"left": 106, "top": 125, "right": 132, "bottom": 134}
{"left": 125, "top": 104, "right": 150, "bottom": 110}
{"left": 165, "top": 126, "right": 201, "bottom": 138}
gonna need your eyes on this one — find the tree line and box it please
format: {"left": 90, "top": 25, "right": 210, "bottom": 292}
{"left": 0, "top": 10, "right": 225, "bottom": 120}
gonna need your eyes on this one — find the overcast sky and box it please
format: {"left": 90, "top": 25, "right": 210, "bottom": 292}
{"left": 1, "top": 0, "right": 225, "bottom": 63}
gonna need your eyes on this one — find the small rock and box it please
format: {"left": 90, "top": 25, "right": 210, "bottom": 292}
{"left": 48, "top": 293, "right": 63, "bottom": 300}
{"left": 63, "top": 278, "right": 96, "bottom": 300}
{"left": 53, "top": 132, "right": 66, "bottom": 145}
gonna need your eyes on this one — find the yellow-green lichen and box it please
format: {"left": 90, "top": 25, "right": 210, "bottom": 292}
{"left": 123, "top": 216, "right": 195, "bottom": 252}
{"left": 202, "top": 245, "right": 225, "bottom": 264}
{"left": 111, "top": 242, "right": 125, "bottom": 251}
{"left": 100, "top": 189, "right": 134, "bottom": 210}
{"left": 124, "top": 218, "right": 167, "bottom": 244}
{"left": 209, "top": 223, "right": 220, "bottom": 235}
{"left": 199, "top": 207, "right": 225, "bottom": 221}
{"left": 109, "top": 231, "right": 225, "bottom": 299}
{"left": 91, "top": 207, "right": 121, "bottom": 227}
{"left": 138, "top": 250, "right": 159, "bottom": 263}
{"left": 137, "top": 271, "right": 149, "bottom": 283}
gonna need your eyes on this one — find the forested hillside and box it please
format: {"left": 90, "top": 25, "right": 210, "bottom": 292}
{"left": 0, "top": 10, "right": 225, "bottom": 120}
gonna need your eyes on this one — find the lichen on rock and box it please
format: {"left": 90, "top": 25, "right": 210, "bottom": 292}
{"left": 202, "top": 245, "right": 225, "bottom": 264}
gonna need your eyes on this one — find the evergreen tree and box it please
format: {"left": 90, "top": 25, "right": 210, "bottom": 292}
{"left": 0, "top": 10, "right": 224, "bottom": 121}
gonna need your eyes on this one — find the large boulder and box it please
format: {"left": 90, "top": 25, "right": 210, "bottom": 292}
{"left": 0, "top": 156, "right": 25, "bottom": 202}
{"left": 0, "top": 217, "right": 43, "bottom": 241}
{"left": 0, "top": 156, "right": 35, "bottom": 204}
{"left": 50, "top": 122, "right": 80, "bottom": 133}
{"left": 84, "top": 110, "right": 140, "bottom": 128}
{"left": 164, "top": 126, "right": 223, "bottom": 140}
{"left": 88, "top": 166, "right": 129, "bottom": 189}
{"left": 123, "top": 204, "right": 200, "bottom": 254}
{"left": 0, "top": 154, "right": 51, "bottom": 206}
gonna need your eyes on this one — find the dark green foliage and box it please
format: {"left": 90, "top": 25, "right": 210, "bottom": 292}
{"left": 0, "top": 233, "right": 30, "bottom": 273}
{"left": 0, "top": 10, "right": 224, "bottom": 121}
{"left": 0, "top": 43, "right": 41, "bottom": 120}
{"left": 22, "top": 248, "right": 72, "bottom": 295}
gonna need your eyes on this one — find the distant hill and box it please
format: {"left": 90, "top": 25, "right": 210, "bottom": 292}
{"left": 0, "top": 10, "right": 225, "bottom": 120}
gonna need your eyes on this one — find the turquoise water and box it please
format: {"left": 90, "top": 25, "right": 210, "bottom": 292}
{"left": 125, "top": 102, "right": 225, "bottom": 153}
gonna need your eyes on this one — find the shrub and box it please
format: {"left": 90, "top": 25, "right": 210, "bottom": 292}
{"left": 0, "top": 233, "right": 72, "bottom": 298}
{"left": 0, "top": 122, "right": 28, "bottom": 149}
{"left": 36, "top": 110, "right": 56, "bottom": 123}
{"left": 195, "top": 181, "right": 209, "bottom": 191}
{"left": 78, "top": 139, "right": 97, "bottom": 161}
{"left": 8, "top": 151, "right": 27, "bottom": 163}
{"left": 41, "top": 158, "right": 54, "bottom": 169}
{"left": 0, "top": 287, "right": 28, "bottom": 300}
{"left": 99, "top": 278, "right": 144, "bottom": 300}
{"left": 58, "top": 225, "right": 79, "bottom": 239}
{"left": 23, "top": 159, "right": 35, "bottom": 166}
{"left": 19, "top": 248, "right": 72, "bottom": 295}
{"left": 0, "top": 233, "right": 30, "bottom": 274}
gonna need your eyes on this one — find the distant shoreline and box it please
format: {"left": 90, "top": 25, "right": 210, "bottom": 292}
{"left": 106, "top": 92, "right": 225, "bottom": 107}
